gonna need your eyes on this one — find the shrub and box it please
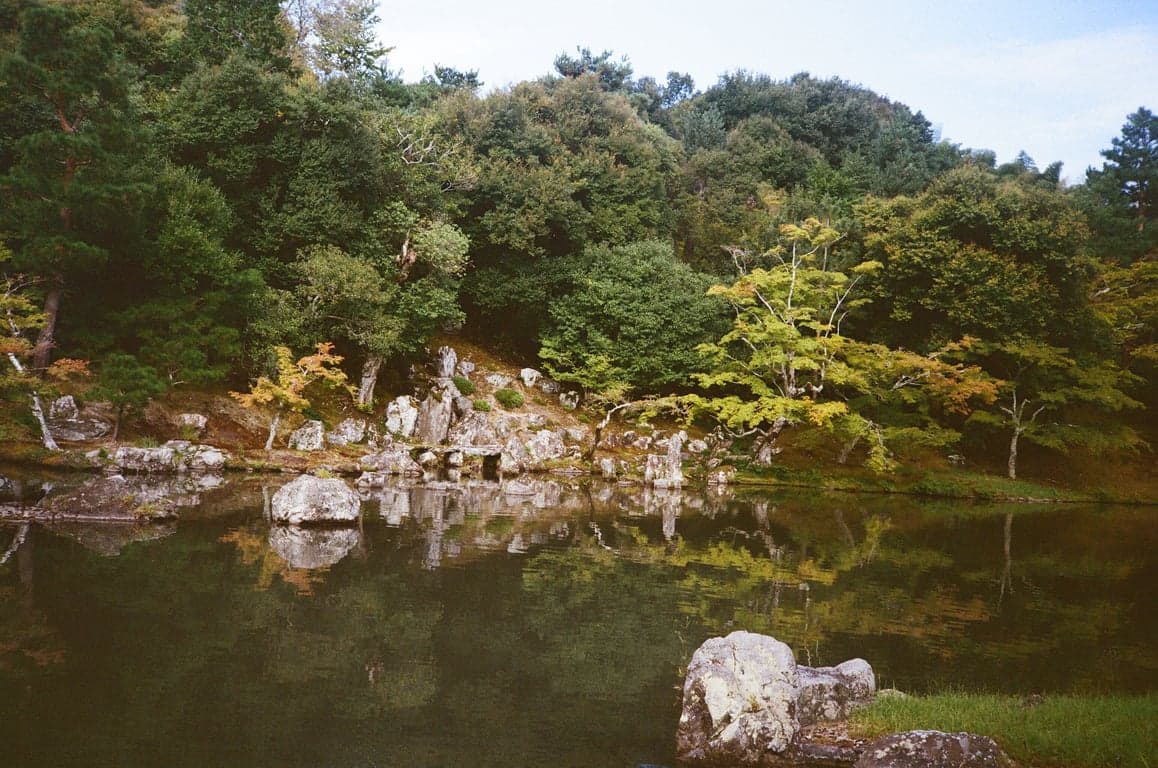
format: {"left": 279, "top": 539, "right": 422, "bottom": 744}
{"left": 494, "top": 388, "right": 524, "bottom": 409}
{"left": 473, "top": 398, "right": 492, "bottom": 412}
{"left": 452, "top": 376, "right": 476, "bottom": 395}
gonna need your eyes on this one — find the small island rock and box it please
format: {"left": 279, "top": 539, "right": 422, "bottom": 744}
{"left": 271, "top": 475, "right": 361, "bottom": 525}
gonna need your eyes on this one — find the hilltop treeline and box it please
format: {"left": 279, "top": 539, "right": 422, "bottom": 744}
{"left": 1, "top": 1, "right": 1154, "bottom": 476}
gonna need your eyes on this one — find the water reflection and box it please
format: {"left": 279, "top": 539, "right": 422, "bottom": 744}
{"left": 0, "top": 474, "right": 1154, "bottom": 768}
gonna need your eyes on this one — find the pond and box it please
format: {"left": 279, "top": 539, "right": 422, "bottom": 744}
{"left": 1, "top": 472, "right": 1155, "bottom": 767}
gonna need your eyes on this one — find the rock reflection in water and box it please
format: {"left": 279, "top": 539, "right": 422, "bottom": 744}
{"left": 43, "top": 521, "right": 178, "bottom": 556}
{"left": 268, "top": 526, "right": 361, "bottom": 569}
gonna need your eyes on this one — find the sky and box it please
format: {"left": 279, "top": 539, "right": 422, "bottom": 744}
{"left": 377, "top": 0, "right": 1158, "bottom": 183}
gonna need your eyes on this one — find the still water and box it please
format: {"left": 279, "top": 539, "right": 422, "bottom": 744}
{"left": 1, "top": 473, "right": 1155, "bottom": 767}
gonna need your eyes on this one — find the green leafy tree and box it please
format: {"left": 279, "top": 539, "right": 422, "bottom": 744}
{"left": 952, "top": 340, "right": 1145, "bottom": 479}
{"left": 0, "top": 3, "right": 145, "bottom": 371}
{"left": 181, "top": 0, "right": 292, "bottom": 71}
{"left": 538, "top": 240, "right": 727, "bottom": 395}
{"left": 91, "top": 353, "right": 166, "bottom": 440}
{"left": 688, "top": 219, "right": 891, "bottom": 467}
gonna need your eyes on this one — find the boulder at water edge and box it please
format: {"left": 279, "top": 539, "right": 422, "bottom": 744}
{"left": 271, "top": 475, "right": 361, "bottom": 525}
{"left": 677, "top": 631, "right": 877, "bottom": 765}
{"left": 676, "top": 631, "right": 800, "bottom": 764}
{"left": 854, "top": 731, "right": 1017, "bottom": 768}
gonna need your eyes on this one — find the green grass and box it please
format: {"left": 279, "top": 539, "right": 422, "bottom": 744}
{"left": 452, "top": 376, "right": 476, "bottom": 396}
{"left": 472, "top": 398, "right": 491, "bottom": 412}
{"left": 850, "top": 693, "right": 1158, "bottom": 768}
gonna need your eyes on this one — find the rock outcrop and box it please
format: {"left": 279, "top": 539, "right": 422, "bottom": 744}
{"left": 90, "top": 441, "right": 229, "bottom": 473}
{"left": 289, "top": 420, "right": 325, "bottom": 451}
{"left": 677, "top": 631, "right": 801, "bottom": 763}
{"left": 385, "top": 395, "right": 419, "bottom": 437}
{"left": 645, "top": 431, "right": 685, "bottom": 488}
{"left": 854, "top": 731, "right": 1016, "bottom": 768}
{"left": 47, "top": 395, "right": 112, "bottom": 442}
{"left": 326, "top": 418, "right": 367, "bottom": 446}
{"left": 677, "top": 631, "right": 876, "bottom": 765}
{"left": 270, "top": 475, "right": 361, "bottom": 525}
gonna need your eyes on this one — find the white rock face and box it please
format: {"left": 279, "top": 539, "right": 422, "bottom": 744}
{"left": 645, "top": 431, "right": 685, "bottom": 488}
{"left": 176, "top": 413, "right": 209, "bottom": 435}
{"left": 414, "top": 392, "right": 453, "bottom": 445}
{"left": 485, "top": 373, "right": 512, "bottom": 388}
{"left": 437, "top": 346, "right": 457, "bottom": 378}
{"left": 326, "top": 418, "right": 367, "bottom": 446}
{"left": 524, "top": 429, "right": 566, "bottom": 466}
{"left": 106, "top": 441, "right": 228, "bottom": 473}
{"left": 385, "top": 395, "right": 419, "bottom": 437}
{"left": 289, "top": 420, "right": 325, "bottom": 451}
{"left": 559, "top": 391, "right": 580, "bottom": 409}
{"left": 270, "top": 475, "right": 361, "bottom": 525}
{"left": 519, "top": 368, "right": 541, "bottom": 387}
{"left": 796, "top": 658, "right": 876, "bottom": 725}
{"left": 599, "top": 458, "right": 618, "bottom": 479}
{"left": 676, "top": 631, "right": 800, "bottom": 764}
{"left": 358, "top": 447, "right": 423, "bottom": 477}
{"left": 47, "top": 395, "right": 112, "bottom": 441}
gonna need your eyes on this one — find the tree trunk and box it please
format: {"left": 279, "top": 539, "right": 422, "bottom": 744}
{"left": 31, "top": 285, "right": 61, "bottom": 372}
{"left": 837, "top": 433, "right": 861, "bottom": 465}
{"left": 1007, "top": 429, "right": 1019, "bottom": 480}
{"left": 357, "top": 356, "right": 382, "bottom": 408}
{"left": 265, "top": 411, "right": 281, "bottom": 451}
{"left": 6, "top": 351, "right": 59, "bottom": 451}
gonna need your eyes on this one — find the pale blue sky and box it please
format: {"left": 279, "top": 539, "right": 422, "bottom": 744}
{"left": 378, "top": 0, "right": 1158, "bottom": 183}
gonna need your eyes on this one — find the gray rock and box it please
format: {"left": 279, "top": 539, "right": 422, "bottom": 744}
{"left": 537, "top": 378, "right": 561, "bottom": 395}
{"left": 796, "top": 658, "right": 875, "bottom": 725}
{"left": 599, "top": 458, "right": 618, "bottom": 479}
{"left": 519, "top": 367, "right": 541, "bottom": 387}
{"left": 47, "top": 395, "right": 112, "bottom": 441}
{"left": 485, "top": 373, "right": 512, "bottom": 388}
{"left": 49, "top": 395, "right": 79, "bottom": 421}
{"left": 437, "top": 345, "right": 457, "bottom": 378}
{"left": 559, "top": 390, "right": 580, "bottom": 409}
{"left": 176, "top": 413, "right": 209, "bottom": 436}
{"left": 448, "top": 411, "right": 499, "bottom": 447}
{"left": 414, "top": 392, "right": 454, "bottom": 445}
{"left": 500, "top": 434, "right": 529, "bottom": 474}
{"left": 854, "top": 731, "right": 1016, "bottom": 768}
{"left": 270, "top": 475, "right": 361, "bottom": 525}
{"left": 676, "top": 631, "right": 800, "bottom": 763}
{"left": 687, "top": 438, "right": 709, "bottom": 454}
{"left": 452, "top": 395, "right": 474, "bottom": 418}
{"left": 289, "top": 420, "right": 325, "bottom": 451}
{"left": 563, "top": 426, "right": 589, "bottom": 444}
{"left": 385, "top": 395, "right": 419, "bottom": 437}
{"left": 524, "top": 429, "right": 566, "bottom": 467}
{"left": 457, "top": 359, "right": 476, "bottom": 377}
{"left": 445, "top": 450, "right": 464, "bottom": 468}
{"left": 359, "top": 447, "right": 423, "bottom": 477}
{"left": 417, "top": 450, "right": 439, "bottom": 467}
{"left": 104, "top": 441, "right": 228, "bottom": 473}
{"left": 645, "top": 431, "right": 685, "bottom": 488}
{"left": 326, "top": 418, "right": 367, "bottom": 446}
{"left": 269, "top": 525, "right": 360, "bottom": 569}
{"left": 707, "top": 468, "right": 735, "bottom": 486}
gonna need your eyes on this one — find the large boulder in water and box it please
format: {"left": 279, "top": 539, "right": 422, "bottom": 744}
{"left": 854, "top": 731, "right": 1017, "bottom": 768}
{"left": 676, "top": 630, "right": 800, "bottom": 764}
{"left": 271, "top": 475, "right": 361, "bottom": 525}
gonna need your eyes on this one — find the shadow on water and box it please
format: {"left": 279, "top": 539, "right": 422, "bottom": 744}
{"left": 0, "top": 471, "right": 1155, "bottom": 767}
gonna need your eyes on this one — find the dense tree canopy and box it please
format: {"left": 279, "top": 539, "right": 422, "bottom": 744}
{"left": 0, "top": 0, "right": 1150, "bottom": 476}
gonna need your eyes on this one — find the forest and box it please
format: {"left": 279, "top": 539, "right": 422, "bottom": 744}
{"left": 1, "top": 0, "right": 1154, "bottom": 484}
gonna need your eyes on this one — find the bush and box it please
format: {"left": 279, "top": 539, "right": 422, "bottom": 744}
{"left": 494, "top": 388, "right": 524, "bottom": 409}
{"left": 473, "top": 398, "right": 492, "bottom": 412}
{"left": 452, "top": 376, "right": 476, "bottom": 395}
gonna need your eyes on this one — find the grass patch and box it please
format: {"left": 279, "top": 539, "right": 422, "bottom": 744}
{"left": 472, "top": 398, "right": 492, "bottom": 412}
{"left": 850, "top": 693, "right": 1158, "bottom": 768}
{"left": 494, "top": 388, "right": 524, "bottom": 409}
{"left": 451, "top": 376, "right": 476, "bottom": 396}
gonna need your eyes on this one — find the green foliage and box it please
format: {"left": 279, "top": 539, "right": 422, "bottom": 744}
{"left": 493, "top": 388, "right": 524, "bottom": 409}
{"left": 91, "top": 353, "right": 166, "bottom": 436}
{"left": 451, "top": 376, "right": 476, "bottom": 396}
{"left": 471, "top": 398, "right": 491, "bottom": 412}
{"left": 538, "top": 241, "right": 728, "bottom": 396}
